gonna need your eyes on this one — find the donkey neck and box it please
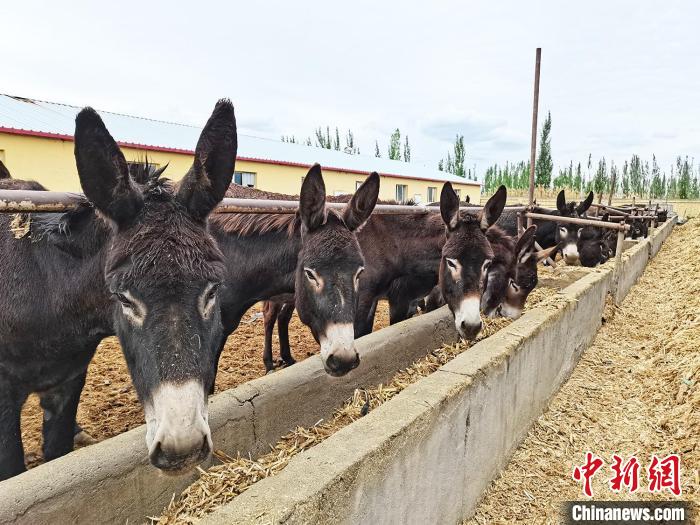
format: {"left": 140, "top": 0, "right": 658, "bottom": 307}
{"left": 0, "top": 211, "right": 114, "bottom": 345}
{"left": 211, "top": 219, "right": 301, "bottom": 322}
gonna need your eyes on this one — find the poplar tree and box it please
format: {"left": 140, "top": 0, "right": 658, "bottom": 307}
{"left": 388, "top": 129, "right": 401, "bottom": 160}
{"left": 403, "top": 136, "right": 411, "bottom": 162}
{"left": 535, "top": 112, "right": 553, "bottom": 188}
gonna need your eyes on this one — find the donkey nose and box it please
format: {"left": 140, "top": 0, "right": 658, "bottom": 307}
{"left": 459, "top": 320, "right": 482, "bottom": 340}
{"left": 149, "top": 433, "right": 211, "bottom": 473}
{"left": 325, "top": 351, "right": 360, "bottom": 377}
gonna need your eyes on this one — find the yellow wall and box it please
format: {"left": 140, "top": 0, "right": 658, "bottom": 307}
{"left": 0, "top": 132, "right": 480, "bottom": 204}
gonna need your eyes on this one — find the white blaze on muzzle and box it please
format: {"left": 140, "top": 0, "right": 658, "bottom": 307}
{"left": 144, "top": 379, "right": 211, "bottom": 467}
{"left": 499, "top": 301, "right": 523, "bottom": 320}
{"left": 319, "top": 322, "right": 357, "bottom": 371}
{"left": 562, "top": 242, "right": 580, "bottom": 263}
{"left": 454, "top": 296, "right": 482, "bottom": 337}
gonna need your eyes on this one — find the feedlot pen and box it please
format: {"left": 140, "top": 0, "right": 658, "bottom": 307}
{"left": 469, "top": 219, "right": 700, "bottom": 523}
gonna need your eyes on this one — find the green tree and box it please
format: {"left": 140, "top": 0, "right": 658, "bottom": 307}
{"left": 374, "top": 140, "right": 381, "bottom": 158}
{"left": 593, "top": 157, "right": 607, "bottom": 197}
{"left": 333, "top": 127, "right": 341, "bottom": 151}
{"left": 345, "top": 130, "right": 359, "bottom": 154}
{"left": 388, "top": 129, "right": 401, "bottom": 160}
{"left": 535, "top": 111, "right": 553, "bottom": 188}
{"left": 403, "top": 136, "right": 411, "bottom": 162}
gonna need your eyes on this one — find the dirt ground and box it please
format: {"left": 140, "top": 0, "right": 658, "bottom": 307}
{"left": 467, "top": 221, "right": 700, "bottom": 523}
{"left": 20, "top": 302, "right": 390, "bottom": 467}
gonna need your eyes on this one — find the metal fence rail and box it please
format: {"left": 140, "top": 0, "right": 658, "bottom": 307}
{"left": 0, "top": 189, "right": 531, "bottom": 215}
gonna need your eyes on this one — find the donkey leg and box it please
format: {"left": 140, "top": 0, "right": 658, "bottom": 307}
{"left": 40, "top": 371, "right": 87, "bottom": 462}
{"left": 354, "top": 297, "right": 378, "bottom": 338}
{"left": 262, "top": 301, "right": 281, "bottom": 373}
{"left": 278, "top": 303, "right": 296, "bottom": 367}
{"left": 0, "top": 384, "right": 27, "bottom": 481}
{"left": 389, "top": 296, "right": 411, "bottom": 325}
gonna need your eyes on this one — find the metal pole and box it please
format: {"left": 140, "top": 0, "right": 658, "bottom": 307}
{"left": 0, "top": 189, "right": 531, "bottom": 216}
{"left": 527, "top": 48, "right": 541, "bottom": 226}
{"left": 607, "top": 171, "right": 616, "bottom": 206}
{"left": 523, "top": 212, "right": 630, "bottom": 232}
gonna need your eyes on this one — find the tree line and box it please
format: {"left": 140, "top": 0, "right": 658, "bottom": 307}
{"left": 482, "top": 112, "right": 699, "bottom": 200}
{"left": 282, "top": 126, "right": 411, "bottom": 161}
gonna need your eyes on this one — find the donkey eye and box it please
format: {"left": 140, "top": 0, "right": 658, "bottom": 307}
{"left": 481, "top": 259, "right": 492, "bottom": 272}
{"left": 115, "top": 292, "right": 132, "bottom": 307}
{"left": 509, "top": 279, "right": 520, "bottom": 292}
{"left": 446, "top": 258, "right": 458, "bottom": 270}
{"left": 304, "top": 268, "right": 319, "bottom": 283}
{"left": 354, "top": 267, "right": 364, "bottom": 281}
{"left": 559, "top": 227, "right": 567, "bottom": 235}
{"left": 206, "top": 284, "right": 220, "bottom": 302}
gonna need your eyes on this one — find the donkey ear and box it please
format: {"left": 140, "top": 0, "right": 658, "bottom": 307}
{"left": 440, "top": 182, "right": 460, "bottom": 231}
{"left": 556, "top": 190, "right": 567, "bottom": 213}
{"left": 480, "top": 185, "right": 506, "bottom": 231}
{"left": 514, "top": 225, "right": 537, "bottom": 263}
{"left": 576, "top": 191, "right": 594, "bottom": 216}
{"left": 0, "top": 159, "right": 10, "bottom": 180}
{"left": 535, "top": 245, "right": 558, "bottom": 263}
{"left": 344, "top": 171, "right": 379, "bottom": 231}
{"left": 177, "top": 99, "right": 237, "bottom": 221}
{"left": 74, "top": 108, "right": 143, "bottom": 228}
{"left": 299, "top": 164, "right": 326, "bottom": 231}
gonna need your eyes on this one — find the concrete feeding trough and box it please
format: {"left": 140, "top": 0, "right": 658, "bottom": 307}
{"left": 0, "top": 218, "right": 675, "bottom": 525}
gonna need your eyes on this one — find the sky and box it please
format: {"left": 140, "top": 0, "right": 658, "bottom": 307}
{"left": 2, "top": 0, "right": 699, "bottom": 180}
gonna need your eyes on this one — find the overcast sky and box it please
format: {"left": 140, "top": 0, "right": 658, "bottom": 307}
{"left": 3, "top": 1, "right": 698, "bottom": 179}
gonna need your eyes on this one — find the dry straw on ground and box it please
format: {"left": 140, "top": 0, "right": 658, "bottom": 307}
{"left": 154, "top": 288, "right": 565, "bottom": 524}
{"left": 467, "top": 220, "right": 699, "bottom": 524}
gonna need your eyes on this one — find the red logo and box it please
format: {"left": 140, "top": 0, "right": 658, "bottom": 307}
{"left": 648, "top": 454, "right": 681, "bottom": 496}
{"left": 572, "top": 452, "right": 604, "bottom": 497}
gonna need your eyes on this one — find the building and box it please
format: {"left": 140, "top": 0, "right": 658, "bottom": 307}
{"left": 0, "top": 94, "right": 481, "bottom": 202}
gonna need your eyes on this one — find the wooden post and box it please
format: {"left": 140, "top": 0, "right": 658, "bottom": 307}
{"left": 527, "top": 48, "right": 541, "bottom": 227}
{"left": 607, "top": 171, "right": 617, "bottom": 206}
{"left": 517, "top": 212, "right": 524, "bottom": 234}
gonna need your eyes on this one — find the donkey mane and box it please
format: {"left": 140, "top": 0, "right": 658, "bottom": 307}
{"left": 213, "top": 212, "right": 300, "bottom": 237}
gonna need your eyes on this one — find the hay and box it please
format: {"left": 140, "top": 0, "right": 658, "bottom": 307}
{"left": 467, "top": 220, "right": 700, "bottom": 524}
{"left": 153, "top": 289, "right": 564, "bottom": 524}
{"left": 9, "top": 213, "right": 30, "bottom": 239}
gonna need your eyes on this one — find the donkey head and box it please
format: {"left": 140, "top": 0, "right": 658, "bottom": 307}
{"left": 439, "top": 183, "right": 506, "bottom": 339}
{"left": 75, "top": 100, "right": 237, "bottom": 475}
{"left": 500, "top": 226, "right": 556, "bottom": 318}
{"left": 295, "top": 164, "right": 379, "bottom": 376}
{"left": 555, "top": 190, "right": 593, "bottom": 264}
{"left": 577, "top": 214, "right": 616, "bottom": 267}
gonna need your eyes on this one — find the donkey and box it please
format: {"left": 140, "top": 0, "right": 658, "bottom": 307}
{"left": 577, "top": 214, "right": 619, "bottom": 267}
{"left": 210, "top": 164, "right": 379, "bottom": 379}
{"left": 496, "top": 190, "right": 594, "bottom": 264}
{"left": 260, "top": 184, "right": 507, "bottom": 369}
{"left": 0, "top": 100, "right": 237, "bottom": 481}
{"left": 480, "top": 225, "right": 557, "bottom": 319}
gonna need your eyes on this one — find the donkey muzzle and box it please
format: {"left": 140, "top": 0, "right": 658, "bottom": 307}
{"left": 144, "top": 380, "right": 212, "bottom": 474}
{"left": 454, "top": 295, "right": 482, "bottom": 340}
{"left": 320, "top": 322, "right": 359, "bottom": 377}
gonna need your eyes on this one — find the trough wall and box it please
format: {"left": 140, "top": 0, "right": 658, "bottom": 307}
{"left": 201, "top": 219, "right": 676, "bottom": 524}
{"left": 0, "top": 309, "right": 460, "bottom": 525}
{"left": 0, "top": 218, "right": 676, "bottom": 525}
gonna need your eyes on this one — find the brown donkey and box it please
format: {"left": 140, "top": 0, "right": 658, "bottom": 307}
{"left": 263, "top": 184, "right": 508, "bottom": 369}
{"left": 0, "top": 100, "right": 237, "bottom": 480}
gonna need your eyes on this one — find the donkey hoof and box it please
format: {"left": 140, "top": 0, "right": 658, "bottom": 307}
{"left": 74, "top": 430, "right": 98, "bottom": 446}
